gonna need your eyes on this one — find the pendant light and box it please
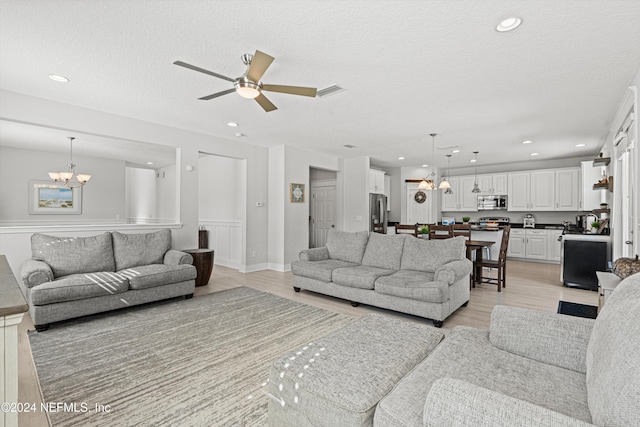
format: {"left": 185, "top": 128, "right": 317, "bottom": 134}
{"left": 471, "top": 151, "right": 481, "bottom": 193}
{"left": 418, "top": 133, "right": 437, "bottom": 190}
{"left": 440, "top": 154, "right": 453, "bottom": 194}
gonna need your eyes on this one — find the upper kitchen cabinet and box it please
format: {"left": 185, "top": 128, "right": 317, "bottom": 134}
{"left": 507, "top": 170, "right": 555, "bottom": 211}
{"left": 477, "top": 173, "right": 508, "bottom": 195}
{"left": 555, "top": 168, "right": 580, "bottom": 211}
{"left": 442, "top": 175, "right": 478, "bottom": 211}
{"left": 369, "top": 169, "right": 385, "bottom": 194}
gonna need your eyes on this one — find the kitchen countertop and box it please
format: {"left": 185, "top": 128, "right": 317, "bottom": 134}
{"left": 0, "top": 255, "right": 29, "bottom": 317}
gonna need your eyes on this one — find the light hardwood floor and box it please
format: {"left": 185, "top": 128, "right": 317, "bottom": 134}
{"left": 17, "top": 260, "right": 597, "bottom": 426}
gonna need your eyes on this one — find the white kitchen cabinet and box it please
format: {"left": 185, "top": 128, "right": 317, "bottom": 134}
{"left": 369, "top": 169, "right": 385, "bottom": 194}
{"left": 508, "top": 170, "right": 556, "bottom": 211}
{"left": 442, "top": 176, "right": 477, "bottom": 211}
{"left": 507, "top": 172, "right": 530, "bottom": 211}
{"left": 478, "top": 173, "right": 508, "bottom": 195}
{"left": 507, "top": 229, "right": 548, "bottom": 260}
{"left": 580, "top": 161, "right": 604, "bottom": 211}
{"left": 547, "top": 229, "right": 563, "bottom": 262}
{"left": 526, "top": 229, "right": 548, "bottom": 260}
{"left": 507, "top": 229, "right": 526, "bottom": 257}
{"left": 555, "top": 168, "right": 580, "bottom": 211}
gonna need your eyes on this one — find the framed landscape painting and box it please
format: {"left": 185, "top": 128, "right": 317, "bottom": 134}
{"left": 29, "top": 180, "right": 82, "bottom": 215}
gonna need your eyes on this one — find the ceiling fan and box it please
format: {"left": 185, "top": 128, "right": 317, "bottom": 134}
{"left": 174, "top": 50, "right": 317, "bottom": 112}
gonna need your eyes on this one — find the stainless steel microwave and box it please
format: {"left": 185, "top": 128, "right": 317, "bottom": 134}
{"left": 477, "top": 195, "right": 507, "bottom": 210}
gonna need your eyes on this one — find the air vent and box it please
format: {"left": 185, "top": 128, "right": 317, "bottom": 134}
{"left": 317, "top": 84, "right": 345, "bottom": 98}
{"left": 343, "top": 144, "right": 357, "bottom": 149}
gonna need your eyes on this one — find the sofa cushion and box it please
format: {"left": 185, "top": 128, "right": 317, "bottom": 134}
{"left": 325, "top": 230, "right": 369, "bottom": 264}
{"left": 31, "top": 232, "right": 115, "bottom": 278}
{"left": 332, "top": 266, "right": 396, "bottom": 290}
{"left": 121, "top": 264, "right": 196, "bottom": 290}
{"left": 291, "top": 259, "right": 359, "bottom": 283}
{"left": 375, "top": 270, "right": 448, "bottom": 303}
{"left": 586, "top": 272, "right": 640, "bottom": 427}
{"left": 374, "top": 326, "right": 592, "bottom": 426}
{"left": 361, "top": 233, "right": 406, "bottom": 270}
{"left": 400, "top": 235, "right": 466, "bottom": 273}
{"left": 112, "top": 229, "right": 171, "bottom": 270}
{"left": 30, "top": 271, "right": 128, "bottom": 305}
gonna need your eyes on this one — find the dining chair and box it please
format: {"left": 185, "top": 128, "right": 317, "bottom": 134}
{"left": 475, "top": 226, "right": 511, "bottom": 292}
{"left": 372, "top": 222, "right": 385, "bottom": 234}
{"left": 395, "top": 224, "right": 418, "bottom": 236}
{"left": 428, "top": 224, "right": 454, "bottom": 239}
{"left": 453, "top": 223, "right": 471, "bottom": 239}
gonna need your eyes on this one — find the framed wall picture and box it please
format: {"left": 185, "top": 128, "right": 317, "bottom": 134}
{"left": 290, "top": 183, "right": 305, "bottom": 203}
{"left": 29, "top": 180, "right": 82, "bottom": 215}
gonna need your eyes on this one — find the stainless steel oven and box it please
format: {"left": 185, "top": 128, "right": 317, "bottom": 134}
{"left": 477, "top": 195, "right": 507, "bottom": 210}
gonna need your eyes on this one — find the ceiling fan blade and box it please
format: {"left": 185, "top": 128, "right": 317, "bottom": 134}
{"left": 173, "top": 60, "right": 235, "bottom": 83}
{"left": 262, "top": 84, "right": 317, "bottom": 97}
{"left": 198, "top": 88, "right": 236, "bottom": 100}
{"left": 254, "top": 93, "right": 277, "bottom": 112}
{"left": 247, "top": 50, "right": 274, "bottom": 82}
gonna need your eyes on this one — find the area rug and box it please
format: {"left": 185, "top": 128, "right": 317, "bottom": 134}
{"left": 28, "top": 286, "right": 355, "bottom": 426}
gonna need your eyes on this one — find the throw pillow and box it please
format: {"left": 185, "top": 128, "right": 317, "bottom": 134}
{"left": 112, "top": 229, "right": 171, "bottom": 270}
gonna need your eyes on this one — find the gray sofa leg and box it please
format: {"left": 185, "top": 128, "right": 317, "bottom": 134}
{"left": 462, "top": 301, "right": 469, "bottom": 307}
{"left": 351, "top": 301, "right": 360, "bottom": 307}
{"left": 293, "top": 287, "right": 301, "bottom": 292}
{"left": 35, "top": 324, "right": 50, "bottom": 332}
{"left": 432, "top": 320, "right": 444, "bottom": 328}
{"left": 185, "top": 293, "right": 194, "bottom": 299}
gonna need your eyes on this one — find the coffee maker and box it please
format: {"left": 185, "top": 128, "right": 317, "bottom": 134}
{"left": 576, "top": 215, "right": 585, "bottom": 230}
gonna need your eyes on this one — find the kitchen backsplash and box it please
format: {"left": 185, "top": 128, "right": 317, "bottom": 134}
{"left": 441, "top": 211, "right": 586, "bottom": 225}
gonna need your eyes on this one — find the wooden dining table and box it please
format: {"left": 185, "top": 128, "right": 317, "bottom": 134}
{"left": 465, "top": 240, "right": 495, "bottom": 286}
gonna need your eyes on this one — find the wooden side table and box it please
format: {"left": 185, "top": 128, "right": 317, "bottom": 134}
{"left": 183, "top": 249, "right": 215, "bottom": 287}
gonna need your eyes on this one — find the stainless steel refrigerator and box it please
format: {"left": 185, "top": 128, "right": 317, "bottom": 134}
{"left": 369, "top": 193, "right": 387, "bottom": 233}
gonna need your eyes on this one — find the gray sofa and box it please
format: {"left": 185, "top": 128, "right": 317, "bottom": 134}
{"left": 291, "top": 230, "right": 472, "bottom": 327}
{"left": 374, "top": 271, "right": 640, "bottom": 426}
{"left": 19, "top": 229, "right": 196, "bottom": 331}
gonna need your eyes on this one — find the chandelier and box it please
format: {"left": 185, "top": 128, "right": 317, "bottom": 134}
{"left": 418, "top": 133, "right": 437, "bottom": 191}
{"left": 48, "top": 137, "right": 91, "bottom": 188}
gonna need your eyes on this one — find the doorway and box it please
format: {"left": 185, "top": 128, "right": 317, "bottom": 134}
{"left": 406, "top": 183, "right": 434, "bottom": 225}
{"left": 309, "top": 168, "right": 337, "bottom": 248}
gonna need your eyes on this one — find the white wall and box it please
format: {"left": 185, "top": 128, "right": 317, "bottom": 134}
{"left": 125, "top": 167, "right": 156, "bottom": 222}
{"left": 268, "top": 145, "right": 342, "bottom": 271}
{"left": 0, "top": 90, "right": 269, "bottom": 273}
{"left": 0, "top": 145, "right": 125, "bottom": 222}
{"left": 342, "top": 156, "right": 369, "bottom": 231}
{"left": 198, "top": 154, "right": 243, "bottom": 221}
{"left": 155, "top": 164, "right": 177, "bottom": 222}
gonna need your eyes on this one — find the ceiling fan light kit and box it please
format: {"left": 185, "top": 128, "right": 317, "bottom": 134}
{"left": 174, "top": 50, "right": 317, "bottom": 112}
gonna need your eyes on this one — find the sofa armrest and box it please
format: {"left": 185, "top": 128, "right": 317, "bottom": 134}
{"left": 20, "top": 259, "right": 53, "bottom": 288}
{"left": 299, "top": 247, "right": 330, "bottom": 261}
{"left": 423, "top": 378, "right": 596, "bottom": 427}
{"left": 434, "top": 258, "right": 472, "bottom": 285}
{"left": 164, "top": 250, "right": 193, "bottom": 266}
{"left": 489, "top": 305, "right": 594, "bottom": 373}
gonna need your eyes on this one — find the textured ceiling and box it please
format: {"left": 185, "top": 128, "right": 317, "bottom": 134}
{"left": 0, "top": 0, "right": 639, "bottom": 170}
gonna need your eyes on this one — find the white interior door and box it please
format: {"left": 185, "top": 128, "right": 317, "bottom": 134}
{"left": 406, "top": 184, "right": 433, "bottom": 225}
{"left": 310, "top": 183, "right": 335, "bottom": 248}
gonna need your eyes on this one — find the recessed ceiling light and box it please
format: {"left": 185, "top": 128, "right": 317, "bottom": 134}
{"left": 422, "top": 164, "right": 428, "bottom": 168}
{"left": 146, "top": 162, "right": 154, "bottom": 165}
{"left": 470, "top": 159, "right": 477, "bottom": 163}
{"left": 522, "top": 140, "right": 533, "bottom": 144}
{"left": 235, "top": 133, "right": 246, "bottom": 137}
{"left": 496, "top": 17, "right": 522, "bottom": 32}
{"left": 226, "top": 122, "right": 239, "bottom": 127}
{"left": 398, "top": 157, "right": 405, "bottom": 160}
{"left": 530, "top": 152, "right": 539, "bottom": 156}
{"left": 451, "top": 149, "right": 460, "bottom": 153}
{"left": 575, "top": 143, "right": 586, "bottom": 147}
{"left": 48, "top": 74, "right": 69, "bottom": 83}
